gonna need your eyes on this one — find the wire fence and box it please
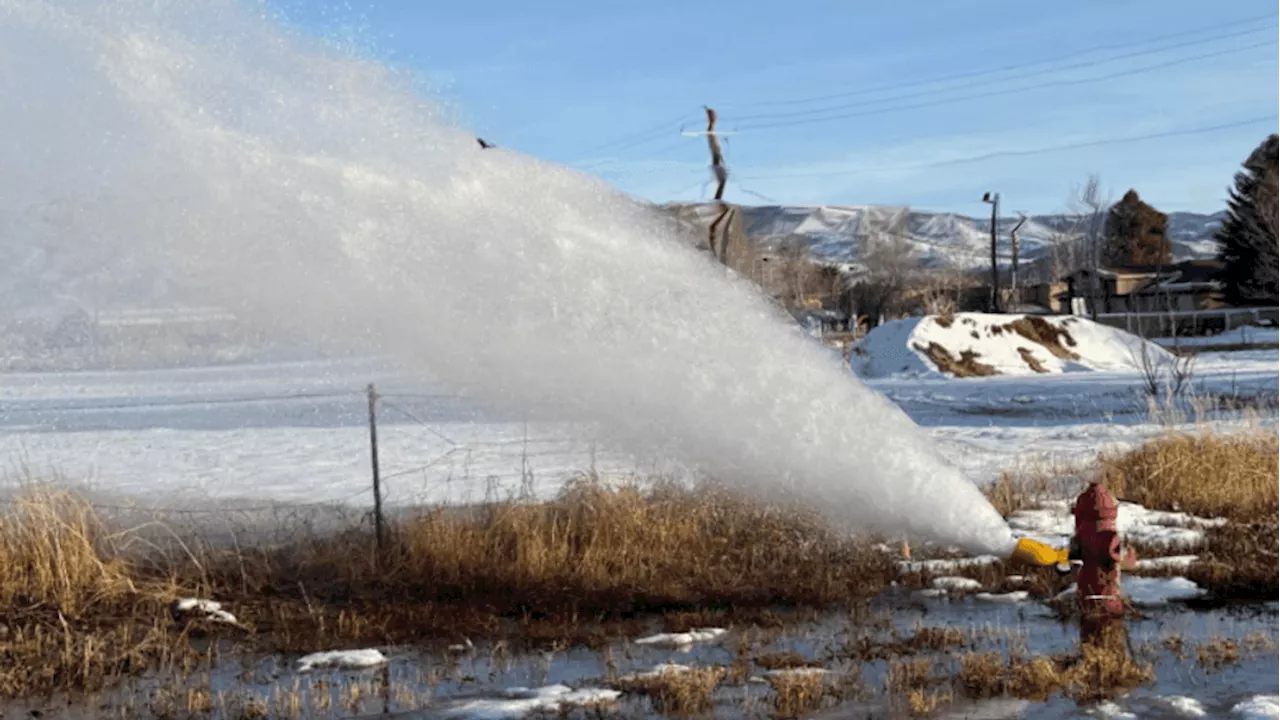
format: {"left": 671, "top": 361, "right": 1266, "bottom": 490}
{"left": 0, "top": 382, "right": 667, "bottom": 545}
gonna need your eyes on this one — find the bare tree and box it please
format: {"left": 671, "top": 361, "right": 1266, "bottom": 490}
{"left": 1067, "top": 174, "right": 1112, "bottom": 319}
{"left": 845, "top": 227, "right": 919, "bottom": 325}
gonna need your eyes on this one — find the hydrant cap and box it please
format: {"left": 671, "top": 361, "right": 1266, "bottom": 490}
{"left": 1073, "top": 483, "right": 1119, "bottom": 523}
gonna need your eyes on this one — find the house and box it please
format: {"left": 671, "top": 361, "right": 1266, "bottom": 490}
{"left": 1057, "top": 260, "right": 1225, "bottom": 316}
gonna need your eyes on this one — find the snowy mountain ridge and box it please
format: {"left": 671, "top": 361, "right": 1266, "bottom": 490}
{"left": 662, "top": 203, "right": 1226, "bottom": 274}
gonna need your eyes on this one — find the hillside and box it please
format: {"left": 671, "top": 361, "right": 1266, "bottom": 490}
{"left": 662, "top": 203, "right": 1225, "bottom": 275}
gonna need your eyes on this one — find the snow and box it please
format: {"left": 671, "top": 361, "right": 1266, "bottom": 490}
{"left": 931, "top": 576, "right": 983, "bottom": 592}
{"left": 1008, "top": 501, "right": 1226, "bottom": 549}
{"left": 1152, "top": 696, "right": 1207, "bottom": 717}
{"left": 172, "top": 598, "right": 238, "bottom": 625}
{"left": 1122, "top": 577, "right": 1205, "bottom": 607}
{"left": 1089, "top": 700, "right": 1138, "bottom": 719}
{"left": 1134, "top": 555, "right": 1199, "bottom": 573}
{"left": 898, "top": 556, "right": 1002, "bottom": 575}
{"left": 617, "top": 664, "right": 696, "bottom": 681}
{"left": 295, "top": 649, "right": 388, "bottom": 672}
{"left": 1157, "top": 326, "right": 1279, "bottom": 349}
{"left": 749, "top": 667, "right": 834, "bottom": 683}
{"left": 633, "top": 628, "right": 727, "bottom": 648}
{"left": 852, "top": 313, "right": 1172, "bottom": 379}
{"left": 438, "top": 685, "right": 620, "bottom": 719}
{"left": 974, "top": 591, "right": 1031, "bottom": 604}
{"left": 1233, "top": 696, "right": 1280, "bottom": 719}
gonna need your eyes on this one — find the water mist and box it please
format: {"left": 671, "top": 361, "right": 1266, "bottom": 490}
{"left": 0, "top": 0, "right": 1016, "bottom": 556}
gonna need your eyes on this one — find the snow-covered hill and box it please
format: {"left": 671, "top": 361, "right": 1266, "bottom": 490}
{"left": 663, "top": 203, "right": 1224, "bottom": 274}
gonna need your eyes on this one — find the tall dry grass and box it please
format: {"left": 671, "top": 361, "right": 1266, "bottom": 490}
{"left": 206, "top": 476, "right": 893, "bottom": 627}
{"left": 1098, "top": 430, "right": 1278, "bottom": 522}
{"left": 0, "top": 476, "right": 894, "bottom": 695}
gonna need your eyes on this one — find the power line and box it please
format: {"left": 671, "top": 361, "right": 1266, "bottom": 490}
{"left": 737, "top": 39, "right": 1277, "bottom": 132}
{"left": 572, "top": 108, "right": 704, "bottom": 165}
{"left": 737, "top": 116, "right": 1278, "bottom": 181}
{"left": 1, "top": 390, "right": 359, "bottom": 414}
{"left": 723, "top": 13, "right": 1277, "bottom": 111}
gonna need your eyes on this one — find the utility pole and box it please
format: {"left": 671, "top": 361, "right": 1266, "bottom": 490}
{"left": 685, "top": 106, "right": 732, "bottom": 264}
{"left": 366, "top": 383, "right": 386, "bottom": 559}
{"left": 982, "top": 191, "right": 1001, "bottom": 313}
{"left": 1010, "top": 213, "right": 1027, "bottom": 308}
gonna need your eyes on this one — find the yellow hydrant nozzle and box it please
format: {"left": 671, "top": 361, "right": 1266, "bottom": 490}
{"left": 1010, "top": 537, "right": 1070, "bottom": 569}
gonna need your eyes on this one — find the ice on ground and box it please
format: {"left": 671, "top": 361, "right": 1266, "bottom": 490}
{"left": 851, "top": 313, "right": 1172, "bottom": 379}
{"left": 913, "top": 588, "right": 949, "bottom": 599}
{"left": 1233, "top": 696, "right": 1280, "bottom": 719}
{"left": 633, "top": 628, "right": 726, "bottom": 648}
{"left": 1008, "top": 501, "right": 1226, "bottom": 548}
{"left": 295, "top": 649, "right": 388, "bottom": 672}
{"left": 1089, "top": 701, "right": 1138, "bottom": 719}
{"left": 974, "top": 591, "right": 1030, "bottom": 604}
{"left": 617, "top": 664, "right": 695, "bottom": 681}
{"left": 439, "top": 685, "right": 620, "bottom": 719}
{"left": 1123, "top": 577, "right": 1205, "bottom": 607}
{"left": 1134, "top": 555, "right": 1199, "bottom": 573}
{"left": 932, "top": 576, "right": 983, "bottom": 592}
{"left": 748, "top": 667, "right": 834, "bottom": 683}
{"left": 171, "top": 598, "right": 239, "bottom": 625}
{"left": 1152, "top": 696, "right": 1207, "bottom": 717}
{"left": 898, "top": 556, "right": 1002, "bottom": 574}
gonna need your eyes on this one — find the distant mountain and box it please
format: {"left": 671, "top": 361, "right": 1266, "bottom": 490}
{"left": 662, "top": 203, "right": 1226, "bottom": 275}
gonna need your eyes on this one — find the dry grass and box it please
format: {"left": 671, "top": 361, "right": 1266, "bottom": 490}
{"left": 887, "top": 658, "right": 933, "bottom": 692}
{"left": 1185, "top": 517, "right": 1280, "bottom": 600}
{"left": 0, "top": 478, "right": 893, "bottom": 697}
{"left": 614, "top": 665, "right": 725, "bottom": 715}
{"left": 766, "top": 670, "right": 830, "bottom": 718}
{"left": 912, "top": 341, "right": 998, "bottom": 377}
{"left": 956, "top": 640, "right": 1154, "bottom": 704}
{"left": 1098, "top": 430, "right": 1278, "bottom": 523}
{"left": 1195, "top": 637, "right": 1241, "bottom": 672}
{"left": 906, "top": 687, "right": 953, "bottom": 716}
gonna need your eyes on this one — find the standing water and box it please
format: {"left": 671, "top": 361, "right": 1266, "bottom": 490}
{"left": 0, "top": 0, "right": 1015, "bottom": 555}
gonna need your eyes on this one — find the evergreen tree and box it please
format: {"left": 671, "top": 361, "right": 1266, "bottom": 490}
{"left": 1215, "top": 134, "right": 1279, "bottom": 305}
{"left": 1103, "top": 189, "right": 1169, "bottom": 266}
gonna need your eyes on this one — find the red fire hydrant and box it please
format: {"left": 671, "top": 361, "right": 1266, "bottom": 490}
{"left": 1069, "top": 482, "right": 1136, "bottom": 649}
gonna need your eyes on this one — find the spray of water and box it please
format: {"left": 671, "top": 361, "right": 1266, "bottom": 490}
{"left": 0, "top": 0, "right": 1017, "bottom": 556}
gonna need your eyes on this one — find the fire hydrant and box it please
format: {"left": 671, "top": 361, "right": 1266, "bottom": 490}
{"left": 1069, "top": 482, "right": 1137, "bottom": 649}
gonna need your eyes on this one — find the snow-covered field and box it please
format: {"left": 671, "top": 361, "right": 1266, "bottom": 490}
{"left": 0, "top": 346, "right": 1275, "bottom": 511}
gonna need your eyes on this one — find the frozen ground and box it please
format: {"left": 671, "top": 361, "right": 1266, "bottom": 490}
{"left": 0, "top": 349, "right": 1274, "bottom": 510}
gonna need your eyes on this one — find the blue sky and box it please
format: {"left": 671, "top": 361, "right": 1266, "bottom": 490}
{"left": 265, "top": 0, "right": 1278, "bottom": 215}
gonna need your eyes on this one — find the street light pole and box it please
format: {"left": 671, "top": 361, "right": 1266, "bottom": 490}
{"left": 982, "top": 192, "right": 1001, "bottom": 313}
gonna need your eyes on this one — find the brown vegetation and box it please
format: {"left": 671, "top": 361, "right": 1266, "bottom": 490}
{"left": 614, "top": 665, "right": 725, "bottom": 715}
{"left": 1098, "top": 431, "right": 1278, "bottom": 522}
{"left": 957, "top": 642, "right": 1153, "bottom": 704}
{"left": 0, "top": 478, "right": 894, "bottom": 697}
{"left": 912, "top": 341, "right": 998, "bottom": 377}
{"left": 1002, "top": 316, "right": 1080, "bottom": 361}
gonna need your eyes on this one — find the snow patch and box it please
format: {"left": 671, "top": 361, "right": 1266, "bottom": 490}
{"left": 1152, "top": 696, "right": 1207, "bottom": 717}
{"left": 296, "top": 649, "right": 388, "bottom": 672}
{"left": 439, "top": 685, "right": 621, "bottom": 719}
{"left": 1233, "top": 696, "right": 1280, "bottom": 720}
{"left": 974, "top": 591, "right": 1031, "bottom": 604}
{"left": 617, "top": 664, "right": 697, "bottom": 682}
{"left": 898, "top": 556, "right": 1001, "bottom": 574}
{"left": 634, "top": 628, "right": 727, "bottom": 648}
{"left": 171, "top": 598, "right": 239, "bottom": 626}
{"left": 931, "top": 576, "right": 983, "bottom": 592}
{"left": 1008, "top": 501, "right": 1226, "bottom": 548}
{"left": 1134, "top": 555, "right": 1199, "bottom": 572}
{"left": 1123, "top": 577, "right": 1204, "bottom": 607}
{"left": 1089, "top": 700, "right": 1138, "bottom": 719}
{"left": 749, "top": 667, "right": 835, "bottom": 684}
{"left": 852, "top": 313, "right": 1171, "bottom": 379}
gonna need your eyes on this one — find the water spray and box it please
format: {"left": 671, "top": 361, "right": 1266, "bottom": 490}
{"left": 3, "top": 0, "right": 1030, "bottom": 557}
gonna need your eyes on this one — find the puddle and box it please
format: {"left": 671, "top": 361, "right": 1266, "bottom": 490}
{"left": 4, "top": 595, "right": 1276, "bottom": 718}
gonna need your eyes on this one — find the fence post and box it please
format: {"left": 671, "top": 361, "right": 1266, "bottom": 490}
{"left": 367, "top": 383, "right": 386, "bottom": 559}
